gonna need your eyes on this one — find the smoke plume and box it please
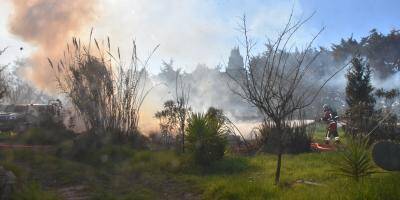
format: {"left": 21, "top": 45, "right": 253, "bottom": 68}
{"left": 8, "top": 0, "right": 98, "bottom": 91}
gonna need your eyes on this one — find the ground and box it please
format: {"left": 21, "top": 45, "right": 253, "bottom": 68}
{"left": 0, "top": 124, "right": 399, "bottom": 200}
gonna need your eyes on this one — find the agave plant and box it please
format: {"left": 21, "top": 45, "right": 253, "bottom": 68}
{"left": 331, "top": 137, "right": 378, "bottom": 182}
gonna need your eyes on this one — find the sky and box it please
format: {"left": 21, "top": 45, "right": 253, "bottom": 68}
{"left": 0, "top": 0, "right": 400, "bottom": 76}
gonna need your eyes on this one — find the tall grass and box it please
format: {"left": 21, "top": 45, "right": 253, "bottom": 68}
{"left": 49, "top": 33, "right": 158, "bottom": 141}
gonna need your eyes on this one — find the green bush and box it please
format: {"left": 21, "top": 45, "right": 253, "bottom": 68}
{"left": 259, "top": 122, "right": 312, "bottom": 154}
{"left": 59, "top": 132, "right": 148, "bottom": 163}
{"left": 17, "top": 127, "right": 74, "bottom": 145}
{"left": 186, "top": 112, "right": 227, "bottom": 166}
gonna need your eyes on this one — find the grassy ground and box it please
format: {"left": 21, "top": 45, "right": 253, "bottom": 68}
{"left": 0, "top": 125, "right": 399, "bottom": 200}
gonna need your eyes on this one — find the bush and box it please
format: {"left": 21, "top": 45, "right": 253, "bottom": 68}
{"left": 186, "top": 112, "right": 227, "bottom": 166}
{"left": 58, "top": 133, "right": 105, "bottom": 162}
{"left": 17, "top": 127, "right": 74, "bottom": 145}
{"left": 259, "top": 122, "right": 312, "bottom": 154}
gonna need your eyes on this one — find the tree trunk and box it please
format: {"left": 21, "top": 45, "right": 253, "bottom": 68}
{"left": 181, "top": 121, "right": 185, "bottom": 153}
{"left": 274, "top": 150, "right": 283, "bottom": 185}
{"left": 274, "top": 123, "right": 283, "bottom": 185}
{"left": 181, "top": 129, "right": 185, "bottom": 153}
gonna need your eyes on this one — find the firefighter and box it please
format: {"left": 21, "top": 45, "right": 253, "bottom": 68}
{"left": 321, "top": 104, "right": 339, "bottom": 144}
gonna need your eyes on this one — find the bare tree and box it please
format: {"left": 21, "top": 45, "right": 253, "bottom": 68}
{"left": 175, "top": 70, "right": 190, "bottom": 152}
{"left": 5, "top": 60, "right": 51, "bottom": 104}
{"left": 0, "top": 47, "right": 9, "bottom": 101}
{"left": 228, "top": 14, "right": 347, "bottom": 184}
{"left": 50, "top": 33, "right": 157, "bottom": 142}
{"left": 0, "top": 68, "right": 8, "bottom": 101}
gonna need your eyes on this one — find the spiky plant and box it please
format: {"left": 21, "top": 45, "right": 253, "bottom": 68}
{"left": 186, "top": 110, "right": 227, "bottom": 166}
{"left": 331, "top": 137, "right": 377, "bottom": 182}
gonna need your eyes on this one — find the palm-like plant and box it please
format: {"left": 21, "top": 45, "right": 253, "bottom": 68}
{"left": 186, "top": 109, "right": 227, "bottom": 166}
{"left": 331, "top": 137, "right": 377, "bottom": 182}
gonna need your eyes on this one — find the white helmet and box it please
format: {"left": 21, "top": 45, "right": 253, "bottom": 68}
{"left": 323, "top": 104, "right": 330, "bottom": 111}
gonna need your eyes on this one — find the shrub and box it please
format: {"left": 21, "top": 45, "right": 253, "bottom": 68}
{"left": 17, "top": 127, "right": 75, "bottom": 145}
{"left": 259, "top": 122, "right": 312, "bottom": 154}
{"left": 331, "top": 137, "right": 377, "bottom": 181}
{"left": 186, "top": 112, "right": 227, "bottom": 166}
{"left": 54, "top": 133, "right": 103, "bottom": 162}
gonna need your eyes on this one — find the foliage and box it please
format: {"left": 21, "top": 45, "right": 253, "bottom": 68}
{"left": 375, "top": 88, "right": 400, "bottom": 101}
{"left": 2, "top": 145, "right": 400, "bottom": 199}
{"left": 186, "top": 110, "right": 227, "bottom": 166}
{"left": 333, "top": 29, "right": 400, "bottom": 78}
{"left": 57, "top": 131, "right": 148, "bottom": 162}
{"left": 154, "top": 100, "right": 180, "bottom": 148}
{"left": 227, "top": 13, "right": 343, "bottom": 184}
{"left": 331, "top": 137, "right": 377, "bottom": 182}
{"left": 345, "top": 56, "right": 376, "bottom": 136}
{"left": 155, "top": 62, "right": 191, "bottom": 152}
{"left": 258, "top": 121, "right": 312, "bottom": 154}
{"left": 155, "top": 100, "right": 179, "bottom": 134}
{"left": 226, "top": 47, "right": 245, "bottom": 80}
{"left": 12, "top": 182, "right": 59, "bottom": 200}
{"left": 16, "top": 127, "right": 74, "bottom": 145}
{"left": 4, "top": 59, "right": 51, "bottom": 104}
{"left": 345, "top": 57, "right": 375, "bottom": 109}
{"left": 50, "top": 35, "right": 155, "bottom": 143}
{"left": 373, "top": 88, "right": 400, "bottom": 141}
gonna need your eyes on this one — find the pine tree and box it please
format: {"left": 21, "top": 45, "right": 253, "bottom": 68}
{"left": 345, "top": 56, "right": 376, "bottom": 136}
{"left": 226, "top": 47, "right": 244, "bottom": 79}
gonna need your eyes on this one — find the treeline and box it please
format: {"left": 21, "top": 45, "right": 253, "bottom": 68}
{"left": 153, "top": 29, "right": 400, "bottom": 120}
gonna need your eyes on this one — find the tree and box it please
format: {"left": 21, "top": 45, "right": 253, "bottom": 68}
{"left": 155, "top": 100, "right": 179, "bottom": 147}
{"left": 332, "top": 29, "right": 400, "bottom": 78}
{"left": 159, "top": 60, "right": 178, "bottom": 84}
{"left": 6, "top": 60, "right": 51, "bottom": 104}
{"left": 332, "top": 36, "right": 360, "bottom": 61}
{"left": 375, "top": 88, "right": 399, "bottom": 111}
{"left": 228, "top": 13, "right": 345, "bottom": 184}
{"left": 175, "top": 71, "right": 190, "bottom": 153}
{"left": 345, "top": 57, "right": 375, "bottom": 136}
{"left": 155, "top": 69, "right": 190, "bottom": 152}
{"left": 0, "top": 47, "right": 9, "bottom": 101}
{"left": 374, "top": 88, "right": 399, "bottom": 140}
{"left": 226, "top": 47, "right": 244, "bottom": 79}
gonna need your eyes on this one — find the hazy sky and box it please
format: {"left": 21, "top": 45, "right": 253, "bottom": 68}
{"left": 1, "top": 0, "right": 399, "bottom": 74}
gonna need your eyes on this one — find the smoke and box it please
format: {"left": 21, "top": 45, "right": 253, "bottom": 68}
{"left": 8, "top": 0, "right": 98, "bottom": 91}
{"left": 6, "top": 0, "right": 397, "bottom": 136}
{"left": 372, "top": 72, "right": 400, "bottom": 90}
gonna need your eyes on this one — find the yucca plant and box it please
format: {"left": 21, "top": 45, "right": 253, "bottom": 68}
{"left": 186, "top": 109, "right": 227, "bottom": 166}
{"left": 331, "top": 136, "right": 378, "bottom": 182}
